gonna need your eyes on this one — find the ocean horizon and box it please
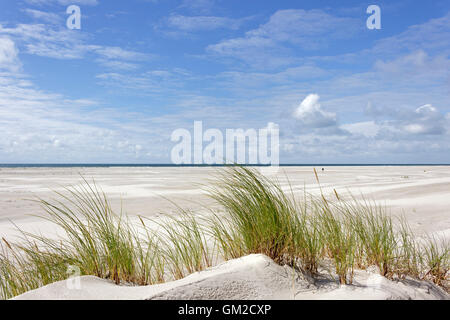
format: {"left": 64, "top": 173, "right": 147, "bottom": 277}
{"left": 1, "top": 163, "right": 449, "bottom": 168}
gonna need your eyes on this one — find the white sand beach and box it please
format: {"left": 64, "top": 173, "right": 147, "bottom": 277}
{"left": 1, "top": 166, "right": 449, "bottom": 300}
{"left": 1, "top": 166, "right": 449, "bottom": 239}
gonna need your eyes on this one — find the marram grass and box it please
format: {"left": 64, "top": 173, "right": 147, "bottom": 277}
{"left": 207, "top": 167, "right": 299, "bottom": 265}
{"left": 0, "top": 167, "right": 449, "bottom": 299}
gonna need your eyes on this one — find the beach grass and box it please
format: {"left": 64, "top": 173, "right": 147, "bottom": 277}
{"left": 422, "top": 235, "right": 449, "bottom": 286}
{"left": 0, "top": 166, "right": 448, "bottom": 299}
{"left": 153, "top": 210, "right": 213, "bottom": 280}
{"left": 207, "top": 167, "right": 299, "bottom": 265}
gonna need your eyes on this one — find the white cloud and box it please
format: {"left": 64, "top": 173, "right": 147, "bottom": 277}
{"left": 92, "top": 46, "right": 148, "bottom": 61}
{"left": 415, "top": 104, "right": 437, "bottom": 116}
{"left": 373, "top": 12, "right": 450, "bottom": 54}
{"left": 1, "top": 6, "right": 450, "bottom": 164}
{"left": 341, "top": 121, "right": 380, "bottom": 138}
{"left": 179, "top": 0, "right": 215, "bottom": 13}
{"left": 246, "top": 9, "right": 358, "bottom": 45}
{"left": 0, "top": 37, "right": 21, "bottom": 72}
{"left": 25, "top": 0, "right": 98, "bottom": 6}
{"left": 208, "top": 36, "right": 276, "bottom": 56}
{"left": 374, "top": 50, "right": 450, "bottom": 86}
{"left": 0, "top": 70, "right": 171, "bottom": 163}
{"left": 401, "top": 104, "right": 446, "bottom": 135}
{"left": 348, "top": 103, "right": 448, "bottom": 138}
{"left": 23, "top": 9, "right": 63, "bottom": 24}
{"left": 95, "top": 68, "right": 197, "bottom": 95}
{"left": 293, "top": 94, "right": 337, "bottom": 128}
{"left": 0, "top": 24, "right": 149, "bottom": 69}
{"left": 404, "top": 124, "right": 426, "bottom": 134}
{"left": 207, "top": 9, "right": 360, "bottom": 66}
{"left": 0, "top": 23, "right": 88, "bottom": 59}
{"left": 167, "top": 15, "right": 245, "bottom": 31}
{"left": 0, "top": 39, "right": 169, "bottom": 163}
{"left": 95, "top": 59, "right": 139, "bottom": 71}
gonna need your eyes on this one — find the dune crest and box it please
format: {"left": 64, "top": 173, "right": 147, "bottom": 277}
{"left": 13, "top": 254, "right": 448, "bottom": 300}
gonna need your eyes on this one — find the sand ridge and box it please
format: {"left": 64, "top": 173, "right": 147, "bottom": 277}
{"left": 13, "top": 254, "right": 448, "bottom": 300}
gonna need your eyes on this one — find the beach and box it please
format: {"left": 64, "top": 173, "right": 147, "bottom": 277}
{"left": 1, "top": 166, "right": 449, "bottom": 239}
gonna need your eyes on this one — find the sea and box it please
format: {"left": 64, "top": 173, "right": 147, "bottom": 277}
{"left": 0, "top": 164, "right": 449, "bottom": 168}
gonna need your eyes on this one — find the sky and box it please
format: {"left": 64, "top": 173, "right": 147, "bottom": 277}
{"left": 0, "top": 0, "right": 449, "bottom": 164}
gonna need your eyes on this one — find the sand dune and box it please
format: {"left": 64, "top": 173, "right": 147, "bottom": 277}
{"left": 13, "top": 254, "right": 448, "bottom": 300}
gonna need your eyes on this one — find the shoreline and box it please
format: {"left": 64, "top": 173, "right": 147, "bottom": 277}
{"left": 2, "top": 164, "right": 450, "bottom": 168}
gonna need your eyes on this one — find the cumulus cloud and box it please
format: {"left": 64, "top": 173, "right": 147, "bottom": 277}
{"left": 343, "top": 103, "right": 448, "bottom": 139}
{"left": 352, "top": 103, "right": 448, "bottom": 141}
{"left": 402, "top": 104, "right": 446, "bottom": 135}
{"left": 293, "top": 94, "right": 337, "bottom": 128}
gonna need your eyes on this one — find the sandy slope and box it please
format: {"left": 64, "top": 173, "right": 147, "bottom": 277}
{"left": 13, "top": 254, "right": 448, "bottom": 300}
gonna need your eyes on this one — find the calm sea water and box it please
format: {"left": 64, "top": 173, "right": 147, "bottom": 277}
{"left": 0, "top": 164, "right": 448, "bottom": 168}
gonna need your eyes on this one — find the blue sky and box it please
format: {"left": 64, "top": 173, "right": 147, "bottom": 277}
{"left": 0, "top": 0, "right": 449, "bottom": 163}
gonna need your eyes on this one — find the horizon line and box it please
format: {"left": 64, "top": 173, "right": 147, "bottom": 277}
{"left": 1, "top": 163, "right": 450, "bottom": 167}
